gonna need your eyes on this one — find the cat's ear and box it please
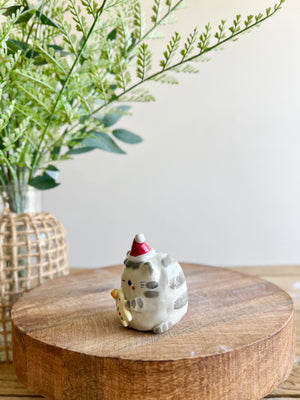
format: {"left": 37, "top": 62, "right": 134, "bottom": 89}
{"left": 142, "top": 262, "right": 153, "bottom": 274}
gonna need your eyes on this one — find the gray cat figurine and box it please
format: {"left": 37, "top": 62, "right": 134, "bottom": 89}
{"left": 111, "top": 233, "right": 188, "bottom": 333}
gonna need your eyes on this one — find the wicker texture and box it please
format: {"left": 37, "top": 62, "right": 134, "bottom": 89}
{"left": 0, "top": 212, "right": 68, "bottom": 362}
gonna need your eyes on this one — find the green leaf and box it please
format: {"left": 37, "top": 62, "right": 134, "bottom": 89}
{"left": 82, "top": 132, "right": 126, "bottom": 154}
{"left": 151, "top": 0, "right": 163, "bottom": 24}
{"left": 160, "top": 14, "right": 178, "bottom": 25}
{"left": 25, "top": 48, "right": 40, "bottom": 59}
{"left": 36, "top": 11, "right": 64, "bottom": 33}
{"left": 29, "top": 174, "right": 60, "bottom": 190}
{"left": 152, "top": 73, "right": 179, "bottom": 84}
{"left": 66, "top": 147, "right": 95, "bottom": 155}
{"left": 174, "top": 64, "right": 199, "bottom": 73}
{"left": 16, "top": 8, "right": 36, "bottom": 23}
{"left": 112, "top": 129, "right": 143, "bottom": 144}
{"left": 51, "top": 146, "right": 61, "bottom": 160}
{"left": 180, "top": 28, "right": 198, "bottom": 60}
{"left": 29, "top": 164, "right": 60, "bottom": 190}
{"left": 107, "top": 28, "right": 117, "bottom": 40}
{"left": 47, "top": 44, "right": 69, "bottom": 57}
{"left": 5, "top": 4, "right": 64, "bottom": 30}
{"left": 160, "top": 31, "right": 181, "bottom": 69}
{"left": 123, "top": 88, "right": 155, "bottom": 103}
{"left": 45, "top": 165, "right": 59, "bottom": 181}
{"left": 6, "top": 39, "right": 47, "bottom": 59}
{"left": 117, "top": 105, "right": 131, "bottom": 113}
{"left": 3, "top": 5, "right": 23, "bottom": 17}
{"left": 148, "top": 30, "right": 165, "bottom": 39}
{"left": 101, "top": 114, "right": 121, "bottom": 127}
{"left": 127, "top": 34, "right": 137, "bottom": 53}
{"left": 99, "top": 106, "right": 131, "bottom": 127}
{"left": 174, "top": 1, "right": 187, "bottom": 10}
{"left": 136, "top": 43, "right": 152, "bottom": 80}
{"left": 94, "top": 98, "right": 106, "bottom": 106}
{"left": 7, "top": 38, "right": 30, "bottom": 54}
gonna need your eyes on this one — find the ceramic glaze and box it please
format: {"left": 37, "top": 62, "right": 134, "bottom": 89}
{"left": 111, "top": 288, "right": 132, "bottom": 327}
{"left": 111, "top": 233, "right": 188, "bottom": 333}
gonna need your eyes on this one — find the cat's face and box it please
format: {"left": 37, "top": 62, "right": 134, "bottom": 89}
{"left": 121, "top": 258, "right": 160, "bottom": 300}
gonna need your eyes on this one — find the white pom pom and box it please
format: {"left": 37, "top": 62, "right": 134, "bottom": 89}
{"left": 135, "top": 233, "right": 145, "bottom": 243}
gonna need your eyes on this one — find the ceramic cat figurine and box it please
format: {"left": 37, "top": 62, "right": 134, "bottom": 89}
{"left": 111, "top": 233, "right": 188, "bottom": 333}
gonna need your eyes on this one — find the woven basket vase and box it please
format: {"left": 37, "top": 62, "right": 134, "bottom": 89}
{"left": 0, "top": 212, "right": 68, "bottom": 362}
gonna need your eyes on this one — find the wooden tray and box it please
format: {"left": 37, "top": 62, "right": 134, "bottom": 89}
{"left": 12, "top": 264, "right": 295, "bottom": 400}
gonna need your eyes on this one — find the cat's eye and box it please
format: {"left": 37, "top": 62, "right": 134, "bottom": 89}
{"left": 128, "top": 280, "right": 132, "bottom": 286}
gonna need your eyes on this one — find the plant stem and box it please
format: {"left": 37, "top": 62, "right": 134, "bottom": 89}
{"left": 29, "top": 0, "right": 109, "bottom": 181}
{"left": 0, "top": 166, "right": 9, "bottom": 186}
{"left": 135, "top": 0, "right": 185, "bottom": 48}
{"left": 90, "top": 9, "right": 279, "bottom": 117}
{"left": 0, "top": 149, "right": 17, "bottom": 187}
{"left": 42, "top": 2, "right": 284, "bottom": 157}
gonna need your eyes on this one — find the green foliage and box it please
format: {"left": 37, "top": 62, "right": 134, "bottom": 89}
{"left": 160, "top": 31, "right": 181, "bottom": 70}
{"left": 152, "top": 73, "right": 179, "bottom": 85}
{"left": 137, "top": 43, "right": 152, "bottom": 81}
{"left": 0, "top": 0, "right": 285, "bottom": 208}
{"left": 197, "top": 23, "right": 211, "bottom": 54}
{"left": 112, "top": 129, "right": 142, "bottom": 144}
{"left": 180, "top": 27, "right": 198, "bottom": 61}
{"left": 30, "top": 165, "right": 60, "bottom": 190}
{"left": 132, "top": 0, "right": 144, "bottom": 40}
{"left": 151, "top": 0, "right": 162, "bottom": 24}
{"left": 81, "top": 131, "right": 126, "bottom": 154}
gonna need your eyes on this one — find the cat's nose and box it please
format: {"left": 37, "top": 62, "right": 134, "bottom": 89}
{"left": 132, "top": 286, "right": 135, "bottom": 290}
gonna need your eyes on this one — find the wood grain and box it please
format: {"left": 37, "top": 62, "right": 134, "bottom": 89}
{"left": 0, "top": 363, "right": 43, "bottom": 398}
{"left": 0, "top": 265, "right": 299, "bottom": 399}
{"left": 11, "top": 264, "right": 295, "bottom": 400}
{"left": 232, "top": 266, "right": 300, "bottom": 312}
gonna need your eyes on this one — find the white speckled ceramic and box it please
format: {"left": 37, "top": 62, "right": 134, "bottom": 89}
{"left": 111, "top": 234, "right": 188, "bottom": 333}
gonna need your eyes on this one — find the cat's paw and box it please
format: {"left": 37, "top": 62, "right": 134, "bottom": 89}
{"left": 126, "top": 298, "right": 144, "bottom": 311}
{"left": 153, "top": 321, "right": 173, "bottom": 334}
{"left": 130, "top": 298, "right": 138, "bottom": 311}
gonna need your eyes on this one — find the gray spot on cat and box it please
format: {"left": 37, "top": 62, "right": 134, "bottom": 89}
{"left": 154, "top": 322, "right": 169, "bottom": 334}
{"left": 144, "top": 291, "right": 159, "bottom": 298}
{"left": 137, "top": 298, "right": 144, "bottom": 308}
{"left": 162, "top": 255, "right": 173, "bottom": 267}
{"left": 131, "top": 299, "right": 136, "bottom": 308}
{"left": 124, "top": 259, "right": 142, "bottom": 269}
{"left": 174, "top": 292, "right": 188, "bottom": 309}
{"left": 154, "top": 326, "right": 161, "bottom": 334}
{"left": 169, "top": 271, "right": 186, "bottom": 289}
{"left": 146, "top": 281, "right": 159, "bottom": 289}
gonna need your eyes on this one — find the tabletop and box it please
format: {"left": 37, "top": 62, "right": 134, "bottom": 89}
{"left": 1, "top": 265, "right": 299, "bottom": 400}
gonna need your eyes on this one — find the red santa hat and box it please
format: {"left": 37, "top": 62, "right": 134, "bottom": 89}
{"left": 128, "top": 233, "right": 155, "bottom": 262}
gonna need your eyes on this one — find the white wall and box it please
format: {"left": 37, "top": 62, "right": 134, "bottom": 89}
{"left": 44, "top": 0, "right": 300, "bottom": 268}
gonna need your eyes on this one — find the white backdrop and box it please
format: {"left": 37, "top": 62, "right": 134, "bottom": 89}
{"left": 44, "top": 0, "right": 300, "bottom": 268}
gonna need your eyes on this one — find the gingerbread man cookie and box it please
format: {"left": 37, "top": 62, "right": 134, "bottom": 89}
{"left": 111, "top": 288, "right": 132, "bottom": 327}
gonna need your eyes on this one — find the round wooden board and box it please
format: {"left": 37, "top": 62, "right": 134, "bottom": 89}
{"left": 12, "top": 264, "right": 295, "bottom": 400}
